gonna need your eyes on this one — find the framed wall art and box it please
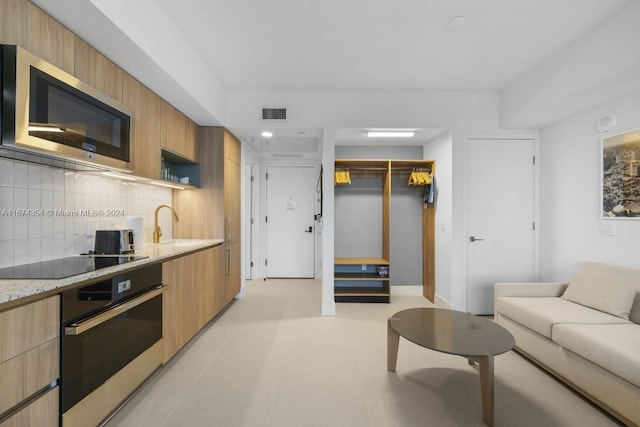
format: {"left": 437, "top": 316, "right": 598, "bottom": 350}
{"left": 601, "top": 129, "right": 640, "bottom": 218}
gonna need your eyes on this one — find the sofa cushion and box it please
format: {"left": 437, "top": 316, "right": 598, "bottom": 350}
{"left": 553, "top": 323, "right": 640, "bottom": 389}
{"left": 561, "top": 262, "right": 640, "bottom": 320}
{"left": 495, "top": 297, "right": 628, "bottom": 339}
{"left": 631, "top": 292, "right": 640, "bottom": 325}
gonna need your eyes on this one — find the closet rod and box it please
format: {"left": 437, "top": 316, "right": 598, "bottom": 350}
{"left": 342, "top": 167, "right": 389, "bottom": 171}
{"left": 392, "top": 167, "right": 433, "bottom": 172}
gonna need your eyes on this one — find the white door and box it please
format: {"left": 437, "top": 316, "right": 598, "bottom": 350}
{"left": 266, "top": 165, "right": 317, "bottom": 278}
{"left": 466, "top": 138, "right": 536, "bottom": 314}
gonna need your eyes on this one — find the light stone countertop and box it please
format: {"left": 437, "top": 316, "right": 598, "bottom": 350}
{"left": 0, "top": 239, "right": 224, "bottom": 308}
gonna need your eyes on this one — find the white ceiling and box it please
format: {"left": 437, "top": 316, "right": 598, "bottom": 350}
{"left": 155, "top": 0, "right": 626, "bottom": 92}
{"left": 30, "top": 0, "right": 633, "bottom": 153}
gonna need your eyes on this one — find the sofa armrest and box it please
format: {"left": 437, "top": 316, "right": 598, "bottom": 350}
{"left": 494, "top": 282, "right": 569, "bottom": 298}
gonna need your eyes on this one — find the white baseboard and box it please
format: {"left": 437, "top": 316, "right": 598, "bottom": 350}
{"left": 434, "top": 294, "right": 452, "bottom": 308}
{"left": 391, "top": 285, "right": 423, "bottom": 296}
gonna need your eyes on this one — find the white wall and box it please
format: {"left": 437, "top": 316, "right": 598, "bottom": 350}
{"left": 226, "top": 90, "right": 501, "bottom": 314}
{"left": 423, "top": 132, "right": 453, "bottom": 305}
{"left": 0, "top": 155, "right": 173, "bottom": 269}
{"left": 539, "top": 89, "right": 640, "bottom": 280}
{"left": 226, "top": 91, "right": 499, "bottom": 131}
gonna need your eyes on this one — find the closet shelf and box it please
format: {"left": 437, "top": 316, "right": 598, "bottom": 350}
{"left": 335, "top": 257, "right": 389, "bottom": 265}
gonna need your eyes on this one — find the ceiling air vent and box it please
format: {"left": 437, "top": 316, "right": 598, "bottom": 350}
{"left": 262, "top": 108, "right": 287, "bottom": 121}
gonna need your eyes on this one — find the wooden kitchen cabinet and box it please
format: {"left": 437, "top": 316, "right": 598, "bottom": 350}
{"left": 0, "top": 296, "right": 59, "bottom": 424}
{"left": 0, "top": 388, "right": 58, "bottom": 427}
{"left": 224, "top": 156, "right": 241, "bottom": 245}
{"left": 221, "top": 130, "right": 242, "bottom": 300}
{"left": 173, "top": 127, "right": 241, "bottom": 301}
{"left": 25, "top": 2, "right": 74, "bottom": 74}
{"left": 160, "top": 101, "right": 199, "bottom": 163}
{"left": 124, "top": 74, "right": 162, "bottom": 179}
{"left": 162, "top": 246, "right": 222, "bottom": 363}
{"left": 184, "top": 120, "right": 199, "bottom": 162}
{"left": 74, "top": 38, "right": 123, "bottom": 102}
{"left": 223, "top": 242, "right": 241, "bottom": 303}
{"left": 1, "top": 0, "right": 73, "bottom": 74}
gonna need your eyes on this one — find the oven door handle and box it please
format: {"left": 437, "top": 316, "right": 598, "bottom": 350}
{"left": 64, "top": 286, "right": 163, "bottom": 336}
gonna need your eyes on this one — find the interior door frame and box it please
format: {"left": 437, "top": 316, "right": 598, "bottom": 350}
{"left": 461, "top": 132, "right": 540, "bottom": 313}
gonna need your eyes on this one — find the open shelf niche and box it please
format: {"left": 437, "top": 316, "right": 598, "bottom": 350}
{"left": 334, "top": 159, "right": 436, "bottom": 303}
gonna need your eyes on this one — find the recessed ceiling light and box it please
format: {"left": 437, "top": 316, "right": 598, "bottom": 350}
{"left": 447, "top": 16, "right": 467, "bottom": 30}
{"left": 261, "top": 131, "right": 273, "bottom": 138}
{"left": 367, "top": 131, "right": 415, "bottom": 138}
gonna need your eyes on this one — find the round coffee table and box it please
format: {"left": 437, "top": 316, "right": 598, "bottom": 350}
{"left": 387, "top": 307, "right": 515, "bottom": 426}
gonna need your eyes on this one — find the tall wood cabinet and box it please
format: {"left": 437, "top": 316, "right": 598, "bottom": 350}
{"left": 223, "top": 131, "right": 242, "bottom": 300}
{"left": 171, "top": 126, "right": 242, "bottom": 319}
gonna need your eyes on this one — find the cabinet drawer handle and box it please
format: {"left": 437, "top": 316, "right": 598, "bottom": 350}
{"left": 225, "top": 248, "right": 230, "bottom": 276}
{"left": 64, "top": 286, "right": 163, "bottom": 336}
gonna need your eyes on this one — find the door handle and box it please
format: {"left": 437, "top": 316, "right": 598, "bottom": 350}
{"left": 304, "top": 226, "right": 313, "bottom": 233}
{"left": 469, "top": 236, "right": 484, "bottom": 242}
{"left": 65, "top": 286, "right": 163, "bottom": 335}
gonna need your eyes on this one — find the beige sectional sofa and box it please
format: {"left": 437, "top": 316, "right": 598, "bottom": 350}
{"left": 494, "top": 262, "right": 640, "bottom": 426}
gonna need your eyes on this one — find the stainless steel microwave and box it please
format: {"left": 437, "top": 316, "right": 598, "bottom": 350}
{"left": 1, "top": 45, "right": 132, "bottom": 171}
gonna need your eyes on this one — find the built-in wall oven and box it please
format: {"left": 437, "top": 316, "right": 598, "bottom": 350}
{"left": 60, "top": 263, "right": 163, "bottom": 427}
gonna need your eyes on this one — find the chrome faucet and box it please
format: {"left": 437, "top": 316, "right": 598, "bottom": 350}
{"left": 153, "top": 204, "right": 179, "bottom": 243}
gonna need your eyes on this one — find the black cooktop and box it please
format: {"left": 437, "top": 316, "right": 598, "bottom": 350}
{"left": 0, "top": 255, "right": 148, "bottom": 280}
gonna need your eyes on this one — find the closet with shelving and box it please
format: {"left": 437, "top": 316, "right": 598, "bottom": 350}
{"left": 334, "top": 159, "right": 436, "bottom": 303}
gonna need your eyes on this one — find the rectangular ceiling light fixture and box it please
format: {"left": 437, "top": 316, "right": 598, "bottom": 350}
{"left": 367, "top": 131, "right": 415, "bottom": 138}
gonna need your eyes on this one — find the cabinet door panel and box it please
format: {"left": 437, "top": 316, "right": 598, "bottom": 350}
{"left": 162, "top": 247, "right": 222, "bottom": 363}
{"left": 184, "top": 120, "right": 199, "bottom": 162}
{"left": 0, "top": 386, "right": 58, "bottom": 427}
{"left": 0, "top": 339, "right": 59, "bottom": 414}
{"left": 160, "top": 101, "right": 186, "bottom": 158}
{"left": 26, "top": 3, "right": 74, "bottom": 74}
{"left": 124, "top": 74, "right": 161, "bottom": 179}
{"left": 74, "top": 38, "right": 123, "bottom": 102}
{"left": 0, "top": 0, "right": 29, "bottom": 46}
{"left": 224, "top": 158, "right": 241, "bottom": 245}
{"left": 0, "top": 296, "right": 59, "bottom": 362}
{"left": 162, "top": 254, "right": 195, "bottom": 363}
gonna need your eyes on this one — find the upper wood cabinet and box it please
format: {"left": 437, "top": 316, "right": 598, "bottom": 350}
{"left": 0, "top": 0, "right": 29, "bottom": 47}
{"left": 1, "top": 0, "right": 73, "bottom": 73}
{"left": 2, "top": 0, "right": 201, "bottom": 181}
{"left": 74, "top": 38, "right": 123, "bottom": 102}
{"left": 184, "top": 120, "right": 199, "bottom": 162}
{"left": 25, "top": 2, "right": 74, "bottom": 74}
{"left": 160, "top": 101, "right": 198, "bottom": 163}
{"left": 124, "top": 74, "right": 161, "bottom": 180}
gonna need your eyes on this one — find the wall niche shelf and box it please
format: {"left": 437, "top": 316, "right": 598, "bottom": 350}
{"left": 161, "top": 149, "right": 200, "bottom": 188}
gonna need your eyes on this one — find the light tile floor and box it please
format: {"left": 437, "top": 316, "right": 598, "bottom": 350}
{"left": 105, "top": 279, "right": 621, "bottom": 427}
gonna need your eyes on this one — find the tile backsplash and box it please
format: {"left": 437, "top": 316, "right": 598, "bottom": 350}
{"left": 0, "top": 156, "right": 174, "bottom": 269}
